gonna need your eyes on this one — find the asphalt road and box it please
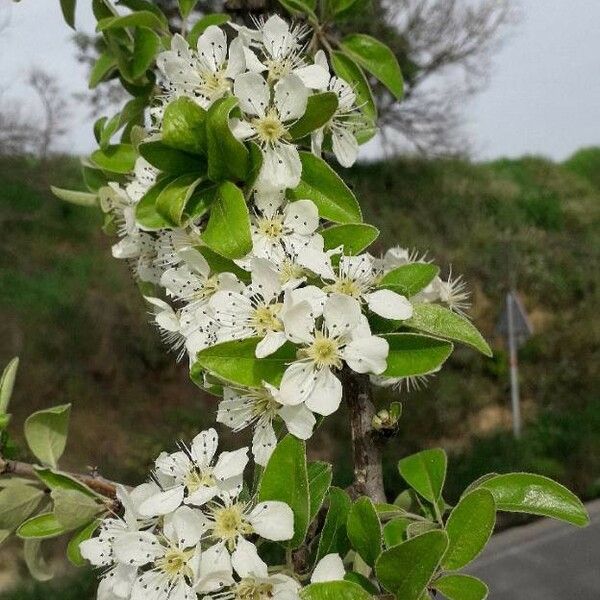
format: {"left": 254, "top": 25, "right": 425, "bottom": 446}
{"left": 467, "top": 499, "right": 600, "bottom": 599}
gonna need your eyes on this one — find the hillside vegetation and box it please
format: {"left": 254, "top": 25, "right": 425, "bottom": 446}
{"left": 0, "top": 149, "right": 599, "bottom": 595}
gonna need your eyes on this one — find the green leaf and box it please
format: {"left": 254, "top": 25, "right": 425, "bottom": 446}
{"left": 52, "top": 489, "right": 102, "bottom": 530}
{"left": 116, "top": 0, "right": 168, "bottom": 21}
{"left": 59, "top": 0, "right": 77, "bottom": 28}
{"left": 156, "top": 174, "right": 203, "bottom": 227}
{"left": 344, "top": 572, "right": 380, "bottom": 595}
{"left": 206, "top": 97, "right": 249, "bottom": 182}
{"left": 178, "top": 0, "right": 198, "bottom": 18}
{"left": 162, "top": 97, "right": 208, "bottom": 155}
{"left": 308, "top": 462, "right": 333, "bottom": 524}
{"left": 277, "top": 0, "right": 318, "bottom": 20}
{"left": 433, "top": 574, "right": 489, "bottom": 600}
{"left": 288, "top": 93, "right": 339, "bottom": 140}
{"left": 185, "top": 182, "right": 219, "bottom": 221}
{"left": 82, "top": 164, "right": 109, "bottom": 192}
{"left": 0, "top": 484, "right": 44, "bottom": 530}
{"left": 192, "top": 338, "right": 295, "bottom": 388}
{"left": 375, "top": 531, "right": 449, "bottom": 600}
{"left": 51, "top": 187, "right": 98, "bottom": 207}
{"left": 380, "top": 264, "right": 440, "bottom": 297}
{"left": 321, "top": 224, "right": 379, "bottom": 255}
{"left": 382, "top": 334, "right": 453, "bottom": 378}
{"left": 24, "top": 404, "right": 71, "bottom": 469}
{"left": 131, "top": 27, "right": 160, "bottom": 79}
{"left": 315, "top": 487, "right": 352, "bottom": 563}
{"left": 347, "top": 497, "right": 382, "bottom": 567}
{"left": 259, "top": 435, "right": 310, "bottom": 548}
{"left": 67, "top": 520, "right": 100, "bottom": 567}
{"left": 327, "top": 0, "right": 362, "bottom": 19}
{"left": 139, "top": 140, "right": 206, "bottom": 175}
{"left": 198, "top": 247, "right": 250, "bottom": 282}
{"left": 91, "top": 144, "right": 136, "bottom": 174}
{"left": 97, "top": 11, "right": 166, "bottom": 32}
{"left": 33, "top": 468, "right": 98, "bottom": 499}
{"left": 187, "top": 14, "right": 231, "bottom": 48}
{"left": 398, "top": 449, "right": 447, "bottom": 504}
{"left": 301, "top": 581, "right": 373, "bottom": 600}
{"left": 89, "top": 51, "right": 117, "bottom": 88}
{"left": 478, "top": 473, "right": 589, "bottom": 527}
{"left": 288, "top": 152, "right": 362, "bottom": 224}
{"left": 406, "top": 304, "right": 492, "bottom": 357}
{"left": 340, "top": 34, "right": 404, "bottom": 100}
{"left": 383, "top": 517, "right": 410, "bottom": 547}
{"left": 442, "top": 489, "right": 496, "bottom": 570}
{"left": 23, "top": 539, "right": 53, "bottom": 581}
{"left": 202, "top": 182, "right": 252, "bottom": 259}
{"left": 17, "top": 513, "right": 68, "bottom": 540}
{"left": 0, "top": 357, "right": 19, "bottom": 414}
{"left": 135, "top": 176, "right": 177, "bottom": 230}
{"left": 331, "top": 51, "right": 376, "bottom": 120}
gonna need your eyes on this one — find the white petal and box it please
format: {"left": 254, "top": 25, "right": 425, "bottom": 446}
{"left": 185, "top": 485, "right": 219, "bottom": 507}
{"left": 165, "top": 506, "right": 206, "bottom": 547}
{"left": 113, "top": 531, "right": 161, "bottom": 566}
{"left": 296, "top": 243, "right": 337, "bottom": 280}
{"left": 196, "top": 543, "right": 234, "bottom": 593}
{"left": 178, "top": 247, "right": 211, "bottom": 277}
{"left": 256, "top": 144, "right": 302, "bottom": 191}
{"left": 197, "top": 25, "right": 227, "bottom": 71}
{"left": 249, "top": 501, "right": 294, "bottom": 541}
{"left": 295, "top": 64, "right": 331, "bottom": 89}
{"left": 79, "top": 536, "right": 111, "bottom": 567}
{"left": 282, "top": 301, "right": 315, "bottom": 344}
{"left": 231, "top": 537, "right": 268, "bottom": 579}
{"left": 241, "top": 46, "right": 267, "bottom": 73}
{"left": 324, "top": 294, "right": 362, "bottom": 337}
{"left": 305, "top": 368, "right": 343, "bottom": 416}
{"left": 279, "top": 404, "right": 316, "bottom": 440}
{"left": 226, "top": 37, "right": 247, "bottom": 78}
{"left": 256, "top": 331, "right": 287, "bottom": 358}
{"left": 252, "top": 420, "right": 277, "bottom": 466}
{"left": 314, "top": 49, "right": 329, "bottom": 71}
{"left": 191, "top": 428, "right": 219, "bottom": 468}
{"left": 332, "top": 128, "right": 359, "bottom": 168}
{"left": 365, "top": 289, "right": 414, "bottom": 320}
{"left": 213, "top": 448, "right": 249, "bottom": 481}
{"left": 250, "top": 257, "right": 282, "bottom": 301}
{"left": 230, "top": 117, "right": 256, "bottom": 140}
{"left": 311, "top": 554, "right": 345, "bottom": 583}
{"left": 217, "top": 392, "right": 253, "bottom": 430}
{"left": 263, "top": 15, "right": 293, "bottom": 59}
{"left": 234, "top": 72, "right": 270, "bottom": 116}
{"left": 286, "top": 285, "right": 327, "bottom": 316}
{"left": 274, "top": 74, "right": 309, "bottom": 122}
{"left": 138, "top": 485, "right": 185, "bottom": 517}
{"left": 284, "top": 199, "right": 319, "bottom": 235}
{"left": 343, "top": 335, "right": 389, "bottom": 375}
{"left": 311, "top": 128, "right": 325, "bottom": 158}
{"left": 279, "top": 361, "right": 316, "bottom": 406}
{"left": 254, "top": 189, "right": 285, "bottom": 216}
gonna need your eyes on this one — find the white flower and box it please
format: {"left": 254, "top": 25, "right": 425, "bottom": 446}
{"left": 157, "top": 28, "right": 245, "bottom": 110}
{"left": 279, "top": 294, "right": 389, "bottom": 416}
{"left": 322, "top": 254, "right": 413, "bottom": 321}
{"left": 217, "top": 565, "right": 300, "bottom": 600}
{"left": 310, "top": 554, "right": 346, "bottom": 583}
{"left": 241, "top": 15, "right": 329, "bottom": 88}
{"left": 139, "top": 428, "right": 249, "bottom": 517}
{"left": 115, "top": 506, "right": 233, "bottom": 599}
{"left": 231, "top": 72, "right": 309, "bottom": 191}
{"left": 217, "top": 384, "right": 316, "bottom": 466}
{"left": 125, "top": 157, "right": 159, "bottom": 203}
{"left": 203, "top": 494, "right": 294, "bottom": 577}
{"left": 381, "top": 246, "right": 428, "bottom": 273}
{"left": 311, "top": 51, "right": 362, "bottom": 168}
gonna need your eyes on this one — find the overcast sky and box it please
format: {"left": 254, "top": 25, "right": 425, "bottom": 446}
{"left": 1, "top": 0, "right": 599, "bottom": 161}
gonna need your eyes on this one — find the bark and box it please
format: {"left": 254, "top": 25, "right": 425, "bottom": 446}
{"left": 343, "top": 369, "right": 386, "bottom": 504}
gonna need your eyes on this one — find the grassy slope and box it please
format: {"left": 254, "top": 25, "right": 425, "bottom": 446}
{"left": 0, "top": 149, "right": 599, "bottom": 596}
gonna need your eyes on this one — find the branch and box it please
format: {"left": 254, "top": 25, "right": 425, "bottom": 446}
{"left": 0, "top": 455, "right": 122, "bottom": 499}
{"left": 343, "top": 370, "right": 386, "bottom": 504}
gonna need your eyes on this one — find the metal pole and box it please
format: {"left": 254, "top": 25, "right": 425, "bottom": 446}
{"left": 506, "top": 292, "right": 522, "bottom": 438}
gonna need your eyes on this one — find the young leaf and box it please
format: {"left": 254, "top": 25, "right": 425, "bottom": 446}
{"left": 202, "top": 182, "right": 252, "bottom": 259}
{"left": 23, "top": 539, "right": 53, "bottom": 582}
{"left": 16, "top": 513, "right": 68, "bottom": 540}
{"left": 0, "top": 484, "right": 44, "bottom": 530}
{"left": 24, "top": 404, "right": 71, "bottom": 469}
{"left": 0, "top": 357, "right": 19, "bottom": 414}
{"left": 51, "top": 187, "right": 98, "bottom": 208}
{"left": 277, "top": 0, "right": 318, "bottom": 21}
{"left": 331, "top": 51, "right": 377, "bottom": 120}
{"left": 188, "top": 14, "right": 231, "bottom": 47}
{"left": 380, "top": 264, "right": 440, "bottom": 297}
{"left": 178, "top": 0, "right": 198, "bottom": 18}
{"left": 156, "top": 174, "right": 204, "bottom": 227}
{"left": 91, "top": 144, "right": 136, "bottom": 174}
{"left": 288, "top": 153, "right": 362, "bottom": 224}
{"left": 89, "top": 52, "right": 117, "bottom": 89}
{"left": 406, "top": 304, "right": 493, "bottom": 357}
{"left": 67, "top": 520, "right": 100, "bottom": 567}
{"left": 139, "top": 141, "right": 206, "bottom": 175}
{"left": 383, "top": 517, "right": 410, "bottom": 547}
{"left": 198, "top": 246, "right": 250, "bottom": 282}
{"left": 96, "top": 12, "right": 167, "bottom": 32}
{"left": 288, "top": 93, "right": 339, "bottom": 140}
{"left": 301, "top": 581, "right": 373, "bottom": 600}
{"left": 51, "top": 489, "right": 103, "bottom": 530}
{"left": 478, "top": 473, "right": 590, "bottom": 527}
{"left": 433, "top": 574, "right": 489, "bottom": 600}
{"left": 442, "top": 489, "right": 496, "bottom": 570}
{"left": 347, "top": 497, "right": 382, "bottom": 567}
{"left": 321, "top": 224, "right": 379, "bottom": 255}
{"left": 382, "top": 334, "right": 453, "bottom": 378}
{"left": 131, "top": 27, "right": 160, "bottom": 79}
{"left": 308, "top": 462, "right": 333, "bottom": 523}
{"left": 344, "top": 572, "right": 380, "bottom": 595}
{"left": 375, "top": 531, "right": 449, "bottom": 600}
{"left": 60, "top": 0, "right": 77, "bottom": 28}
{"left": 340, "top": 34, "right": 404, "bottom": 100}
{"left": 135, "top": 176, "right": 178, "bottom": 230}
{"left": 315, "top": 487, "right": 352, "bottom": 563}
{"left": 192, "top": 338, "right": 296, "bottom": 388}
{"left": 206, "top": 97, "right": 250, "bottom": 182}
{"left": 33, "top": 467, "right": 99, "bottom": 499}
{"left": 398, "top": 448, "right": 447, "bottom": 504}
{"left": 259, "top": 435, "right": 310, "bottom": 548}
{"left": 162, "top": 97, "right": 208, "bottom": 155}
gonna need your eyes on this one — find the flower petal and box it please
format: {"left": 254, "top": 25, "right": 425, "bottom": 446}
{"left": 191, "top": 428, "right": 219, "bottom": 468}
{"left": 213, "top": 447, "right": 249, "bottom": 481}
{"left": 284, "top": 199, "right": 319, "bottom": 235}
{"left": 262, "top": 15, "right": 294, "bottom": 60}
{"left": 311, "top": 554, "right": 345, "bottom": 583}
{"left": 274, "top": 74, "right": 309, "bottom": 122}
{"left": 197, "top": 543, "right": 234, "bottom": 593}
{"left": 252, "top": 420, "right": 278, "bottom": 466}
{"left": 343, "top": 335, "right": 389, "bottom": 375}
{"left": 256, "top": 331, "right": 288, "bottom": 358}
{"left": 249, "top": 501, "right": 294, "bottom": 541}
{"left": 295, "top": 64, "right": 330, "bottom": 89}
{"left": 365, "top": 289, "right": 414, "bottom": 320}
{"left": 234, "top": 72, "right": 270, "bottom": 116}
{"left": 231, "top": 537, "right": 269, "bottom": 579}
{"left": 279, "top": 404, "right": 316, "bottom": 440}
{"left": 197, "top": 25, "right": 227, "bottom": 71}
{"left": 323, "top": 294, "right": 362, "bottom": 337}
{"left": 332, "top": 128, "right": 359, "bottom": 168}
{"left": 113, "top": 531, "right": 161, "bottom": 566}
{"left": 256, "top": 143, "right": 302, "bottom": 192}
{"left": 305, "top": 368, "right": 343, "bottom": 416}
{"left": 138, "top": 485, "right": 185, "bottom": 517}
{"left": 282, "top": 301, "right": 315, "bottom": 345}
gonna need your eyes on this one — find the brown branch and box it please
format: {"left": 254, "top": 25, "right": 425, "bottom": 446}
{"left": 343, "top": 370, "right": 386, "bottom": 504}
{"left": 0, "top": 455, "right": 122, "bottom": 499}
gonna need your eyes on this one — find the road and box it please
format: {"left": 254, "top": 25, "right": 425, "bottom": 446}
{"left": 467, "top": 499, "right": 600, "bottom": 599}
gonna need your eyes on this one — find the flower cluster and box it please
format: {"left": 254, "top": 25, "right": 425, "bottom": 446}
{"left": 81, "top": 428, "right": 345, "bottom": 600}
